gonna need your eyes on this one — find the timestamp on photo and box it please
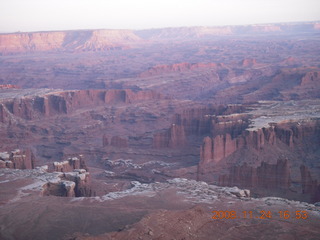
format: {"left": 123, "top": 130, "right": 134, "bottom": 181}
{"left": 211, "top": 210, "right": 308, "bottom": 220}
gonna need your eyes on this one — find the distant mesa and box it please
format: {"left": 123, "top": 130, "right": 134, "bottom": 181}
{"left": 0, "top": 84, "right": 20, "bottom": 89}
{"left": 0, "top": 29, "right": 142, "bottom": 54}
{"left": 0, "top": 22, "right": 319, "bottom": 54}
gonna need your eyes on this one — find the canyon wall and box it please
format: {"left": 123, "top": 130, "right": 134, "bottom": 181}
{"left": 0, "top": 89, "right": 163, "bottom": 123}
{"left": 300, "top": 165, "right": 320, "bottom": 202}
{"left": 198, "top": 120, "right": 320, "bottom": 202}
{"left": 218, "top": 159, "right": 291, "bottom": 190}
{"left": 153, "top": 124, "right": 186, "bottom": 148}
{"left": 152, "top": 105, "right": 248, "bottom": 149}
{"left": 103, "top": 135, "right": 128, "bottom": 148}
{"left": 199, "top": 121, "right": 320, "bottom": 166}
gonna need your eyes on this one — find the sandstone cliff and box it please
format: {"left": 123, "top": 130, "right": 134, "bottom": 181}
{"left": 0, "top": 89, "right": 163, "bottom": 122}
{"left": 0, "top": 149, "right": 35, "bottom": 169}
{"left": 218, "top": 159, "right": 291, "bottom": 190}
{"left": 0, "top": 30, "right": 141, "bottom": 54}
{"left": 153, "top": 124, "right": 186, "bottom": 148}
{"left": 199, "top": 121, "right": 320, "bottom": 165}
{"left": 300, "top": 165, "right": 320, "bottom": 202}
{"left": 152, "top": 105, "right": 248, "bottom": 149}
{"left": 198, "top": 120, "right": 320, "bottom": 202}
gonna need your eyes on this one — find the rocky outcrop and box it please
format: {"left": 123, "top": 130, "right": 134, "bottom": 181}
{"left": 198, "top": 120, "right": 320, "bottom": 202}
{"left": 218, "top": 159, "right": 291, "bottom": 190}
{"left": 300, "top": 165, "right": 320, "bottom": 202}
{"left": 103, "top": 135, "right": 128, "bottom": 148}
{"left": 52, "top": 156, "right": 87, "bottom": 172}
{"left": 200, "top": 127, "right": 268, "bottom": 165}
{"left": 200, "top": 121, "right": 320, "bottom": 166}
{"left": 0, "top": 30, "right": 141, "bottom": 54}
{"left": 200, "top": 134, "right": 237, "bottom": 164}
{"left": 0, "top": 89, "right": 163, "bottom": 122}
{"left": 0, "top": 149, "right": 35, "bottom": 169}
{"left": 110, "top": 136, "right": 128, "bottom": 148}
{"left": 102, "top": 134, "right": 109, "bottom": 147}
{"left": 42, "top": 169, "right": 91, "bottom": 197}
{"left": 153, "top": 105, "right": 248, "bottom": 149}
{"left": 153, "top": 124, "right": 186, "bottom": 148}
{"left": 300, "top": 71, "right": 320, "bottom": 86}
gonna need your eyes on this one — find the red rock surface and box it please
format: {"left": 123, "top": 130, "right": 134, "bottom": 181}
{"left": 0, "top": 22, "right": 320, "bottom": 240}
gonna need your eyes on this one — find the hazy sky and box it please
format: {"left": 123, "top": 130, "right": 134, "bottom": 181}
{"left": 0, "top": 0, "right": 319, "bottom": 32}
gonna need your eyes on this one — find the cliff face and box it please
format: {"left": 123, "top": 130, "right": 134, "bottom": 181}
{"left": 300, "top": 165, "right": 320, "bottom": 202}
{"left": 153, "top": 124, "right": 186, "bottom": 148}
{"left": 0, "top": 30, "right": 141, "bottom": 54}
{"left": 199, "top": 122, "right": 320, "bottom": 165}
{"left": 198, "top": 120, "right": 320, "bottom": 202}
{"left": 218, "top": 159, "right": 291, "bottom": 190}
{"left": 153, "top": 105, "right": 247, "bottom": 149}
{"left": 0, "top": 89, "right": 163, "bottom": 123}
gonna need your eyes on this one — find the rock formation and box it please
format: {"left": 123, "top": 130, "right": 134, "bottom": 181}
{"left": 0, "top": 89, "right": 163, "bottom": 123}
{"left": 153, "top": 124, "right": 186, "bottom": 148}
{"left": 0, "top": 30, "right": 141, "bottom": 54}
{"left": 110, "top": 136, "right": 128, "bottom": 148}
{"left": 199, "top": 121, "right": 320, "bottom": 166}
{"left": 52, "top": 156, "right": 87, "bottom": 172}
{"left": 218, "top": 159, "right": 291, "bottom": 190}
{"left": 300, "top": 165, "right": 320, "bottom": 202}
{"left": 153, "top": 105, "right": 248, "bottom": 149}
{"left": 0, "top": 149, "right": 35, "bottom": 169}
{"left": 300, "top": 71, "right": 320, "bottom": 86}
{"left": 42, "top": 169, "right": 91, "bottom": 197}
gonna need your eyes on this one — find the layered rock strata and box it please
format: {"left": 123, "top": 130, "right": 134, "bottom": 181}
{"left": 0, "top": 89, "right": 163, "bottom": 123}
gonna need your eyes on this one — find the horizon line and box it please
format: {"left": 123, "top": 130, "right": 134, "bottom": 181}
{"left": 0, "top": 20, "right": 319, "bottom": 35}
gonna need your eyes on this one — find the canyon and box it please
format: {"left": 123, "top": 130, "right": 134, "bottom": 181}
{"left": 0, "top": 22, "right": 319, "bottom": 239}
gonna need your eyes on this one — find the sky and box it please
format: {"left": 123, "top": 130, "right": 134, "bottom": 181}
{"left": 0, "top": 0, "right": 319, "bottom": 33}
